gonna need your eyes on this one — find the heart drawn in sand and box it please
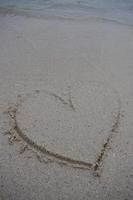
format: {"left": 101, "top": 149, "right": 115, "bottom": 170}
{"left": 7, "top": 81, "right": 120, "bottom": 172}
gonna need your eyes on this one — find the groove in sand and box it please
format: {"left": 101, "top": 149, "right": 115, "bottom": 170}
{"left": 6, "top": 88, "right": 121, "bottom": 175}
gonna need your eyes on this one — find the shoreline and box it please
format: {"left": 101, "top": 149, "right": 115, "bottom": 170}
{"left": 0, "top": 6, "right": 133, "bottom": 28}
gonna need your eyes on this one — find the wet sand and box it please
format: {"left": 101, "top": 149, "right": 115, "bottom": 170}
{"left": 0, "top": 15, "right": 133, "bottom": 200}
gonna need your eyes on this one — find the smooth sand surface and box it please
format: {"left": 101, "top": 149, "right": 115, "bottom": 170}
{"left": 0, "top": 15, "right": 133, "bottom": 200}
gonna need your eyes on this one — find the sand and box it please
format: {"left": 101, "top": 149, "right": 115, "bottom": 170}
{"left": 0, "top": 15, "right": 133, "bottom": 200}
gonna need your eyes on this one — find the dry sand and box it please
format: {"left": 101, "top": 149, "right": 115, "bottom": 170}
{"left": 0, "top": 15, "right": 133, "bottom": 200}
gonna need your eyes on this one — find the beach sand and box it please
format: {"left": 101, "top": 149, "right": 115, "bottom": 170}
{"left": 0, "top": 15, "right": 133, "bottom": 199}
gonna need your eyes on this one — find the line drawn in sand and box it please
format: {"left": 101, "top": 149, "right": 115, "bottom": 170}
{"left": 3, "top": 83, "right": 121, "bottom": 177}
